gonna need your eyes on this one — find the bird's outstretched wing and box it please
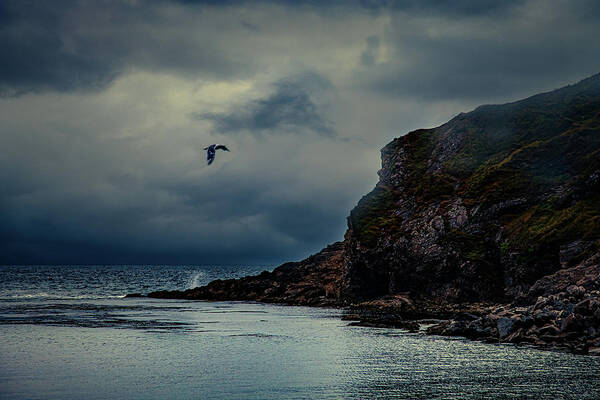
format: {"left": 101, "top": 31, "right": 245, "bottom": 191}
{"left": 215, "top": 144, "right": 230, "bottom": 151}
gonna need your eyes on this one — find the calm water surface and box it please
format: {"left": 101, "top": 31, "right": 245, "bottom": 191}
{"left": 1, "top": 265, "right": 599, "bottom": 399}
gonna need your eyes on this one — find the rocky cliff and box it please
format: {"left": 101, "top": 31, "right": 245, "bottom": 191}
{"left": 344, "top": 72, "right": 600, "bottom": 304}
{"left": 339, "top": 72, "right": 600, "bottom": 354}
{"left": 140, "top": 73, "right": 600, "bottom": 353}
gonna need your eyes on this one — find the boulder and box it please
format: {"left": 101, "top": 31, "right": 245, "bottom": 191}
{"left": 560, "top": 314, "right": 583, "bottom": 333}
{"left": 497, "top": 317, "right": 517, "bottom": 338}
{"left": 538, "top": 323, "right": 561, "bottom": 336}
{"left": 567, "top": 285, "right": 586, "bottom": 299}
{"left": 588, "top": 347, "right": 600, "bottom": 355}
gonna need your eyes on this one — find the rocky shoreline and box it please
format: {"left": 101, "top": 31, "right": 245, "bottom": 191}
{"left": 128, "top": 243, "right": 600, "bottom": 356}
{"left": 128, "top": 290, "right": 600, "bottom": 355}
{"left": 345, "top": 293, "right": 600, "bottom": 355}
{"left": 132, "top": 242, "right": 345, "bottom": 307}
{"left": 343, "top": 252, "right": 600, "bottom": 355}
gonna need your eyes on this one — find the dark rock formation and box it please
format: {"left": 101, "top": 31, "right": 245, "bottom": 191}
{"left": 425, "top": 251, "right": 600, "bottom": 354}
{"left": 344, "top": 72, "right": 600, "bottom": 303}
{"left": 147, "top": 242, "right": 344, "bottom": 306}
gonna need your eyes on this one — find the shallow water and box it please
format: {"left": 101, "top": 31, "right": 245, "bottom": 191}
{"left": 1, "top": 265, "right": 599, "bottom": 399}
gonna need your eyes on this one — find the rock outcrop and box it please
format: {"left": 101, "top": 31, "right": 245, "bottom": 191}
{"left": 424, "top": 250, "right": 600, "bottom": 354}
{"left": 138, "top": 73, "right": 600, "bottom": 354}
{"left": 344, "top": 72, "right": 600, "bottom": 303}
{"left": 147, "top": 242, "right": 344, "bottom": 306}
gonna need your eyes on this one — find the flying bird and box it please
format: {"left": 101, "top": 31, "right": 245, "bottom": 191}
{"left": 204, "top": 144, "right": 230, "bottom": 165}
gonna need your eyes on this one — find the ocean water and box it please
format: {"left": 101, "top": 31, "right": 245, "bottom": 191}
{"left": 1, "top": 265, "right": 600, "bottom": 400}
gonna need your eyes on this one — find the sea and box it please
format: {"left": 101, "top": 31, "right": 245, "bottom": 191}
{"left": 1, "top": 265, "right": 599, "bottom": 400}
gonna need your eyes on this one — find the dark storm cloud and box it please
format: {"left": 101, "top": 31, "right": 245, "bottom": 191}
{"left": 0, "top": 0, "right": 532, "bottom": 96}
{"left": 0, "top": 0, "right": 250, "bottom": 95}
{"left": 0, "top": 0, "right": 353, "bottom": 95}
{"left": 0, "top": 158, "right": 349, "bottom": 265}
{"left": 0, "top": 0, "right": 585, "bottom": 99}
{"left": 197, "top": 73, "right": 335, "bottom": 137}
{"left": 160, "top": 173, "right": 349, "bottom": 249}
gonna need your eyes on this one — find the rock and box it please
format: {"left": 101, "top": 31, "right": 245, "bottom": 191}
{"left": 124, "top": 293, "right": 144, "bottom": 298}
{"left": 503, "top": 328, "right": 524, "bottom": 343}
{"left": 567, "top": 285, "right": 586, "bottom": 299}
{"left": 341, "top": 314, "right": 361, "bottom": 321}
{"left": 571, "top": 345, "right": 588, "bottom": 354}
{"left": 527, "top": 253, "right": 600, "bottom": 302}
{"left": 533, "top": 296, "right": 549, "bottom": 310}
{"left": 442, "top": 320, "right": 469, "bottom": 336}
{"left": 539, "top": 335, "right": 562, "bottom": 343}
{"left": 466, "top": 318, "right": 494, "bottom": 338}
{"left": 560, "top": 240, "right": 593, "bottom": 267}
{"left": 560, "top": 331, "right": 583, "bottom": 341}
{"left": 588, "top": 347, "right": 600, "bottom": 355}
{"left": 448, "top": 200, "right": 468, "bottom": 229}
{"left": 590, "top": 298, "right": 600, "bottom": 312}
{"left": 145, "top": 242, "right": 345, "bottom": 306}
{"left": 426, "top": 321, "right": 449, "bottom": 335}
{"left": 497, "top": 317, "right": 517, "bottom": 338}
{"left": 517, "top": 314, "right": 534, "bottom": 329}
{"left": 521, "top": 335, "right": 539, "bottom": 343}
{"left": 549, "top": 297, "right": 573, "bottom": 312}
{"left": 454, "top": 312, "right": 479, "bottom": 321}
{"left": 575, "top": 298, "right": 593, "bottom": 315}
{"left": 402, "top": 321, "right": 420, "bottom": 332}
{"left": 560, "top": 314, "right": 583, "bottom": 333}
{"left": 537, "top": 323, "right": 561, "bottom": 336}
{"left": 533, "top": 310, "right": 556, "bottom": 325}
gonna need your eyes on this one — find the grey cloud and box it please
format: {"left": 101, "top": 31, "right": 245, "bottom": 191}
{"left": 0, "top": 0, "right": 253, "bottom": 95}
{"left": 386, "top": 0, "right": 525, "bottom": 16}
{"left": 358, "top": 1, "right": 600, "bottom": 102}
{"left": 173, "top": 0, "right": 525, "bottom": 16}
{"left": 361, "top": 36, "right": 380, "bottom": 67}
{"left": 0, "top": 0, "right": 368, "bottom": 95}
{"left": 197, "top": 73, "right": 335, "bottom": 137}
{"left": 1, "top": 0, "right": 582, "bottom": 101}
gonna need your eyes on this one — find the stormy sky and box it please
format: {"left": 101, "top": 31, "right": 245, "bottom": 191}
{"left": 1, "top": 0, "right": 600, "bottom": 265}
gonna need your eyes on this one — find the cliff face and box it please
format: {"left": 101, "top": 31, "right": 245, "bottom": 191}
{"left": 343, "top": 73, "right": 600, "bottom": 304}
